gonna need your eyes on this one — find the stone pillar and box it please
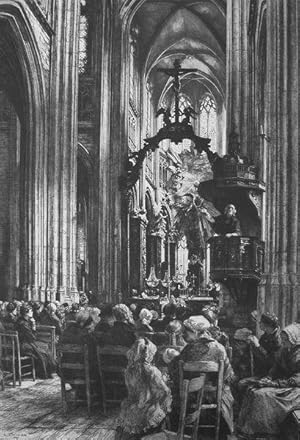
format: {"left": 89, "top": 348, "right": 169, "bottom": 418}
{"left": 258, "top": 0, "right": 300, "bottom": 325}
{"left": 226, "top": 0, "right": 250, "bottom": 155}
{"left": 93, "top": 1, "right": 129, "bottom": 303}
{"left": 47, "top": 0, "right": 80, "bottom": 302}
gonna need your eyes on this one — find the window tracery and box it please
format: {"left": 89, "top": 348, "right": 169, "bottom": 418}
{"left": 199, "top": 94, "right": 217, "bottom": 150}
{"left": 79, "top": 5, "right": 88, "bottom": 74}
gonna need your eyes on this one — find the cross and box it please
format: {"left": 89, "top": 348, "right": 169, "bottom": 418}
{"left": 158, "top": 59, "right": 197, "bottom": 124}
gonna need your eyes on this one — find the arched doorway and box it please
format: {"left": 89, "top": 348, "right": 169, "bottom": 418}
{"left": 0, "top": 6, "right": 47, "bottom": 300}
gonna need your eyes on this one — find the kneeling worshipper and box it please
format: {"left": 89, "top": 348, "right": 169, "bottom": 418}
{"left": 247, "top": 312, "right": 281, "bottom": 377}
{"left": 16, "top": 304, "right": 56, "bottom": 378}
{"left": 168, "top": 315, "right": 234, "bottom": 439}
{"left": 115, "top": 338, "right": 172, "bottom": 440}
{"left": 237, "top": 323, "right": 300, "bottom": 440}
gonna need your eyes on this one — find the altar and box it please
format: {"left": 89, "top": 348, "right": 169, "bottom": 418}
{"left": 130, "top": 295, "right": 215, "bottom": 317}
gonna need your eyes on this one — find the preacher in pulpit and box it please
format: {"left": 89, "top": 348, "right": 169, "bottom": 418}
{"left": 213, "top": 203, "right": 241, "bottom": 237}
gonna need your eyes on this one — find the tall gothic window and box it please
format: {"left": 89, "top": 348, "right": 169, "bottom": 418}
{"left": 170, "top": 94, "right": 192, "bottom": 123}
{"left": 128, "top": 26, "right": 140, "bottom": 153}
{"left": 79, "top": 3, "right": 88, "bottom": 74}
{"left": 170, "top": 94, "right": 193, "bottom": 152}
{"left": 199, "top": 94, "right": 217, "bottom": 150}
{"left": 145, "top": 85, "right": 154, "bottom": 180}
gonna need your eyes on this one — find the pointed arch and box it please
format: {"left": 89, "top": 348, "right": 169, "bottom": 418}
{"left": 0, "top": 2, "right": 48, "bottom": 298}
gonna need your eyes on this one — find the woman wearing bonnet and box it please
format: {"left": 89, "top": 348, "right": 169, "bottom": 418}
{"left": 135, "top": 308, "right": 154, "bottom": 334}
{"left": 168, "top": 315, "right": 234, "bottom": 438}
{"left": 116, "top": 338, "right": 172, "bottom": 440}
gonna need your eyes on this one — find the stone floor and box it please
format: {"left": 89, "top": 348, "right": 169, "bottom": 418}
{"left": 0, "top": 377, "right": 238, "bottom": 440}
{"left": 0, "top": 376, "right": 117, "bottom": 439}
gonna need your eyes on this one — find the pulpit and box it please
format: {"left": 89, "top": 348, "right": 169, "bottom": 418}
{"left": 207, "top": 236, "right": 264, "bottom": 281}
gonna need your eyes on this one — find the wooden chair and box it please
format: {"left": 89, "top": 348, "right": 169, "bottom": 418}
{"left": 0, "top": 331, "right": 36, "bottom": 387}
{"left": 142, "top": 367, "right": 209, "bottom": 440}
{"left": 96, "top": 344, "right": 129, "bottom": 415}
{"left": 177, "top": 360, "right": 225, "bottom": 440}
{"left": 58, "top": 343, "right": 99, "bottom": 416}
{"left": 36, "top": 325, "right": 56, "bottom": 360}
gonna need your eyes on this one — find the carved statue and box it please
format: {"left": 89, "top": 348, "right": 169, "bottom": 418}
{"left": 156, "top": 107, "right": 172, "bottom": 127}
{"left": 182, "top": 106, "right": 197, "bottom": 125}
{"left": 174, "top": 193, "right": 217, "bottom": 259}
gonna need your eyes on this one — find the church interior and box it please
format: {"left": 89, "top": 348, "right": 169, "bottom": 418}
{"left": 1, "top": 0, "right": 300, "bottom": 439}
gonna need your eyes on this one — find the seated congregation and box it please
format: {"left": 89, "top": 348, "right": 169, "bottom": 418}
{"left": 1, "top": 296, "right": 300, "bottom": 440}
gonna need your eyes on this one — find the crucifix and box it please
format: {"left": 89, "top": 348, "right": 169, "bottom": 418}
{"left": 120, "top": 58, "right": 213, "bottom": 193}
{"left": 158, "top": 59, "right": 197, "bottom": 124}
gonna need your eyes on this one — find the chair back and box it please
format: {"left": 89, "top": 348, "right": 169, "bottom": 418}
{"left": 58, "top": 343, "right": 94, "bottom": 415}
{"left": 96, "top": 345, "right": 129, "bottom": 414}
{"left": 178, "top": 359, "right": 224, "bottom": 440}
{"left": 0, "top": 331, "right": 18, "bottom": 386}
{"left": 36, "top": 325, "right": 56, "bottom": 359}
{"left": 0, "top": 330, "right": 35, "bottom": 385}
{"left": 58, "top": 343, "right": 89, "bottom": 383}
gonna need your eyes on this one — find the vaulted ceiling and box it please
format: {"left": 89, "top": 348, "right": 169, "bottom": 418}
{"left": 132, "top": 0, "right": 226, "bottom": 108}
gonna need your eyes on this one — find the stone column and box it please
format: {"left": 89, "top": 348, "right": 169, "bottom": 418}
{"left": 47, "top": 0, "right": 80, "bottom": 302}
{"left": 258, "top": 0, "right": 300, "bottom": 325}
{"left": 226, "top": 0, "right": 250, "bottom": 155}
{"left": 93, "top": 0, "right": 128, "bottom": 303}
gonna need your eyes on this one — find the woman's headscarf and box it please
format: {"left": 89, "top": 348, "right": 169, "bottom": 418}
{"left": 233, "top": 328, "right": 253, "bottom": 342}
{"left": 86, "top": 306, "right": 101, "bottom": 323}
{"left": 6, "top": 302, "right": 17, "bottom": 313}
{"left": 113, "top": 304, "right": 134, "bottom": 323}
{"left": 282, "top": 323, "right": 300, "bottom": 346}
{"left": 201, "top": 304, "right": 219, "bottom": 324}
{"left": 47, "top": 302, "right": 57, "bottom": 314}
{"left": 139, "top": 308, "right": 153, "bottom": 323}
{"left": 76, "top": 310, "right": 91, "bottom": 327}
{"left": 261, "top": 312, "right": 279, "bottom": 329}
{"left": 127, "top": 337, "right": 157, "bottom": 366}
{"left": 165, "top": 320, "right": 183, "bottom": 335}
{"left": 183, "top": 315, "right": 211, "bottom": 334}
{"left": 20, "top": 304, "right": 32, "bottom": 316}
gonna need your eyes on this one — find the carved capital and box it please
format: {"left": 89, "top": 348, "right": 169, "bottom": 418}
{"left": 148, "top": 209, "right": 168, "bottom": 238}
{"left": 248, "top": 190, "right": 263, "bottom": 218}
{"left": 168, "top": 227, "right": 179, "bottom": 243}
{"left": 130, "top": 208, "right": 148, "bottom": 227}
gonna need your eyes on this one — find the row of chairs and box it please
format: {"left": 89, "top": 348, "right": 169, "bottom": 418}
{"left": 0, "top": 331, "right": 36, "bottom": 388}
{"left": 58, "top": 343, "right": 224, "bottom": 440}
{"left": 0, "top": 325, "right": 56, "bottom": 389}
{"left": 58, "top": 344, "right": 128, "bottom": 416}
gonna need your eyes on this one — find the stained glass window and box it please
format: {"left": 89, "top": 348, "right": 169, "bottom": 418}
{"left": 79, "top": 10, "right": 88, "bottom": 74}
{"left": 170, "top": 94, "right": 193, "bottom": 152}
{"left": 170, "top": 94, "right": 192, "bottom": 123}
{"left": 199, "top": 94, "right": 217, "bottom": 151}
